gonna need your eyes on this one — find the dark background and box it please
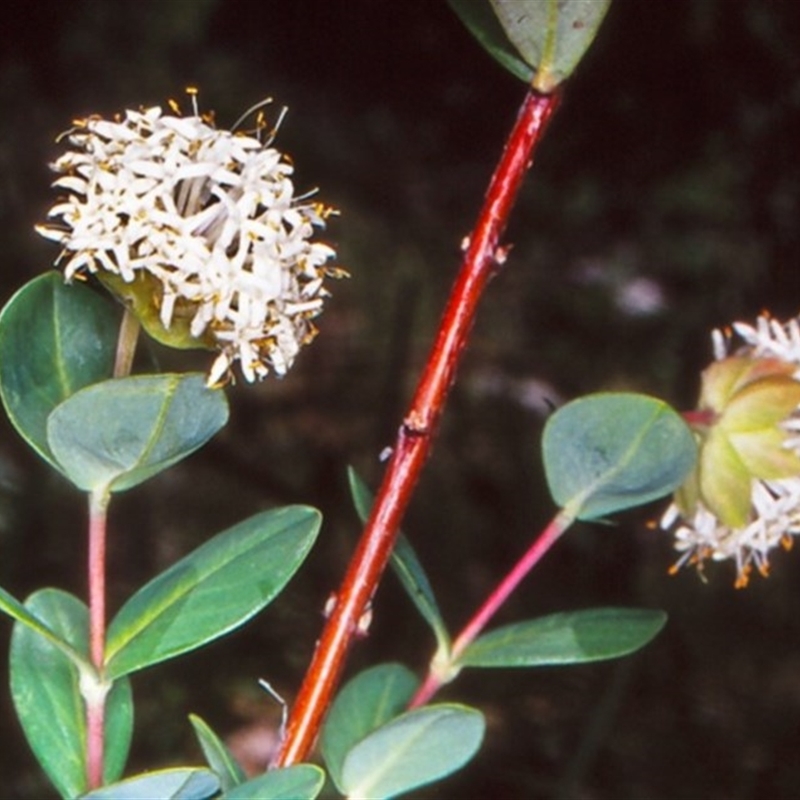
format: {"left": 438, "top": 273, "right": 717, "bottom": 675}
{"left": 3, "top": 1, "right": 800, "bottom": 797}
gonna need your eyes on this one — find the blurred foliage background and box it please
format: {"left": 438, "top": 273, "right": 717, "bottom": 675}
{"left": 2, "top": 0, "right": 800, "bottom": 797}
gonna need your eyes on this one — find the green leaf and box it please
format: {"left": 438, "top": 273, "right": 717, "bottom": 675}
{"left": 0, "top": 583, "right": 87, "bottom": 665}
{"left": 189, "top": 714, "right": 246, "bottom": 791}
{"left": 321, "top": 662, "right": 419, "bottom": 793}
{"left": 340, "top": 704, "right": 485, "bottom": 800}
{"left": 95, "top": 270, "right": 215, "bottom": 352}
{"left": 105, "top": 506, "right": 321, "bottom": 678}
{"left": 448, "top": 0, "right": 535, "bottom": 83}
{"left": 542, "top": 393, "right": 696, "bottom": 521}
{"left": 457, "top": 608, "right": 667, "bottom": 668}
{"left": 47, "top": 372, "right": 229, "bottom": 493}
{"left": 0, "top": 271, "right": 118, "bottom": 469}
{"left": 490, "top": 0, "right": 612, "bottom": 92}
{"left": 10, "top": 589, "right": 133, "bottom": 799}
{"left": 347, "top": 467, "right": 451, "bottom": 655}
{"left": 224, "top": 765, "right": 326, "bottom": 800}
{"left": 81, "top": 768, "right": 219, "bottom": 799}
{"left": 391, "top": 535, "right": 452, "bottom": 653}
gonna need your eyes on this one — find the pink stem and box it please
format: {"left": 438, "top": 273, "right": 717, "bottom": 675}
{"left": 84, "top": 300, "right": 136, "bottom": 788}
{"left": 682, "top": 409, "right": 715, "bottom": 428}
{"left": 410, "top": 510, "right": 573, "bottom": 708}
{"left": 86, "top": 489, "right": 109, "bottom": 789}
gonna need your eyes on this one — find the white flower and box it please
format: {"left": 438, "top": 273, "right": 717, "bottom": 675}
{"left": 661, "top": 475, "right": 800, "bottom": 588}
{"left": 660, "top": 314, "right": 800, "bottom": 587}
{"left": 37, "top": 96, "right": 344, "bottom": 383}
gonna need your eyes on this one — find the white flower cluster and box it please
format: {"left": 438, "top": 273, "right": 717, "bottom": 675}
{"left": 37, "top": 101, "right": 342, "bottom": 383}
{"left": 661, "top": 314, "right": 800, "bottom": 587}
{"left": 661, "top": 477, "right": 800, "bottom": 588}
{"left": 716, "top": 315, "right": 800, "bottom": 365}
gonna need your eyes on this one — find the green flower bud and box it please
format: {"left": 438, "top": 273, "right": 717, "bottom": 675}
{"left": 681, "top": 356, "right": 800, "bottom": 529}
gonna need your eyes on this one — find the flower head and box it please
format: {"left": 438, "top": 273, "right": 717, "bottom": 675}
{"left": 37, "top": 94, "right": 344, "bottom": 384}
{"left": 661, "top": 315, "right": 800, "bottom": 587}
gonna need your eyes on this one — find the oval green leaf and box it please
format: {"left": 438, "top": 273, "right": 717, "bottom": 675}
{"left": 0, "top": 271, "right": 118, "bottom": 469}
{"left": 457, "top": 608, "right": 667, "bottom": 668}
{"left": 321, "top": 662, "right": 419, "bottom": 793}
{"left": 47, "top": 373, "right": 229, "bottom": 493}
{"left": 340, "top": 704, "right": 485, "bottom": 800}
{"left": 448, "top": 0, "right": 535, "bottom": 83}
{"left": 81, "top": 768, "right": 219, "bottom": 799}
{"left": 10, "top": 589, "right": 132, "bottom": 799}
{"left": 490, "top": 0, "right": 612, "bottom": 92}
{"left": 0, "top": 583, "right": 86, "bottom": 665}
{"left": 105, "top": 506, "right": 321, "bottom": 678}
{"left": 542, "top": 393, "right": 696, "bottom": 521}
{"left": 224, "top": 765, "right": 326, "bottom": 800}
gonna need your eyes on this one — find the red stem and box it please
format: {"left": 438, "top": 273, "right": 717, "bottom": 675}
{"left": 273, "top": 87, "right": 561, "bottom": 767}
{"left": 86, "top": 489, "right": 109, "bottom": 789}
{"left": 409, "top": 511, "right": 572, "bottom": 708}
{"left": 682, "top": 408, "right": 715, "bottom": 428}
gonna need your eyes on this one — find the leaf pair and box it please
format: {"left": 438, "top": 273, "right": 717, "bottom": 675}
{"left": 104, "top": 686, "right": 480, "bottom": 800}
{"left": 8, "top": 506, "right": 321, "bottom": 798}
{"left": 321, "top": 664, "right": 484, "bottom": 800}
{"left": 450, "top": 0, "right": 612, "bottom": 91}
{"left": 85, "top": 712, "right": 327, "bottom": 798}
{"left": 82, "top": 763, "right": 325, "bottom": 800}
{"left": 0, "top": 272, "right": 229, "bottom": 493}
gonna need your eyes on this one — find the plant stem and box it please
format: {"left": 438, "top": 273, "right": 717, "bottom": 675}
{"left": 86, "top": 488, "right": 110, "bottom": 789}
{"left": 409, "top": 510, "right": 573, "bottom": 709}
{"left": 114, "top": 308, "right": 140, "bottom": 379}
{"left": 273, "top": 86, "right": 561, "bottom": 767}
{"left": 84, "top": 305, "right": 135, "bottom": 788}
{"left": 682, "top": 408, "right": 714, "bottom": 428}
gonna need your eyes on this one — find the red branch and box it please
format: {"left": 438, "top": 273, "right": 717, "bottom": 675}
{"left": 273, "top": 86, "right": 561, "bottom": 767}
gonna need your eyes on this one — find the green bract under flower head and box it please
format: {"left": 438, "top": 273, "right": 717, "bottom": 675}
{"left": 661, "top": 315, "right": 800, "bottom": 587}
{"left": 37, "top": 95, "right": 344, "bottom": 384}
